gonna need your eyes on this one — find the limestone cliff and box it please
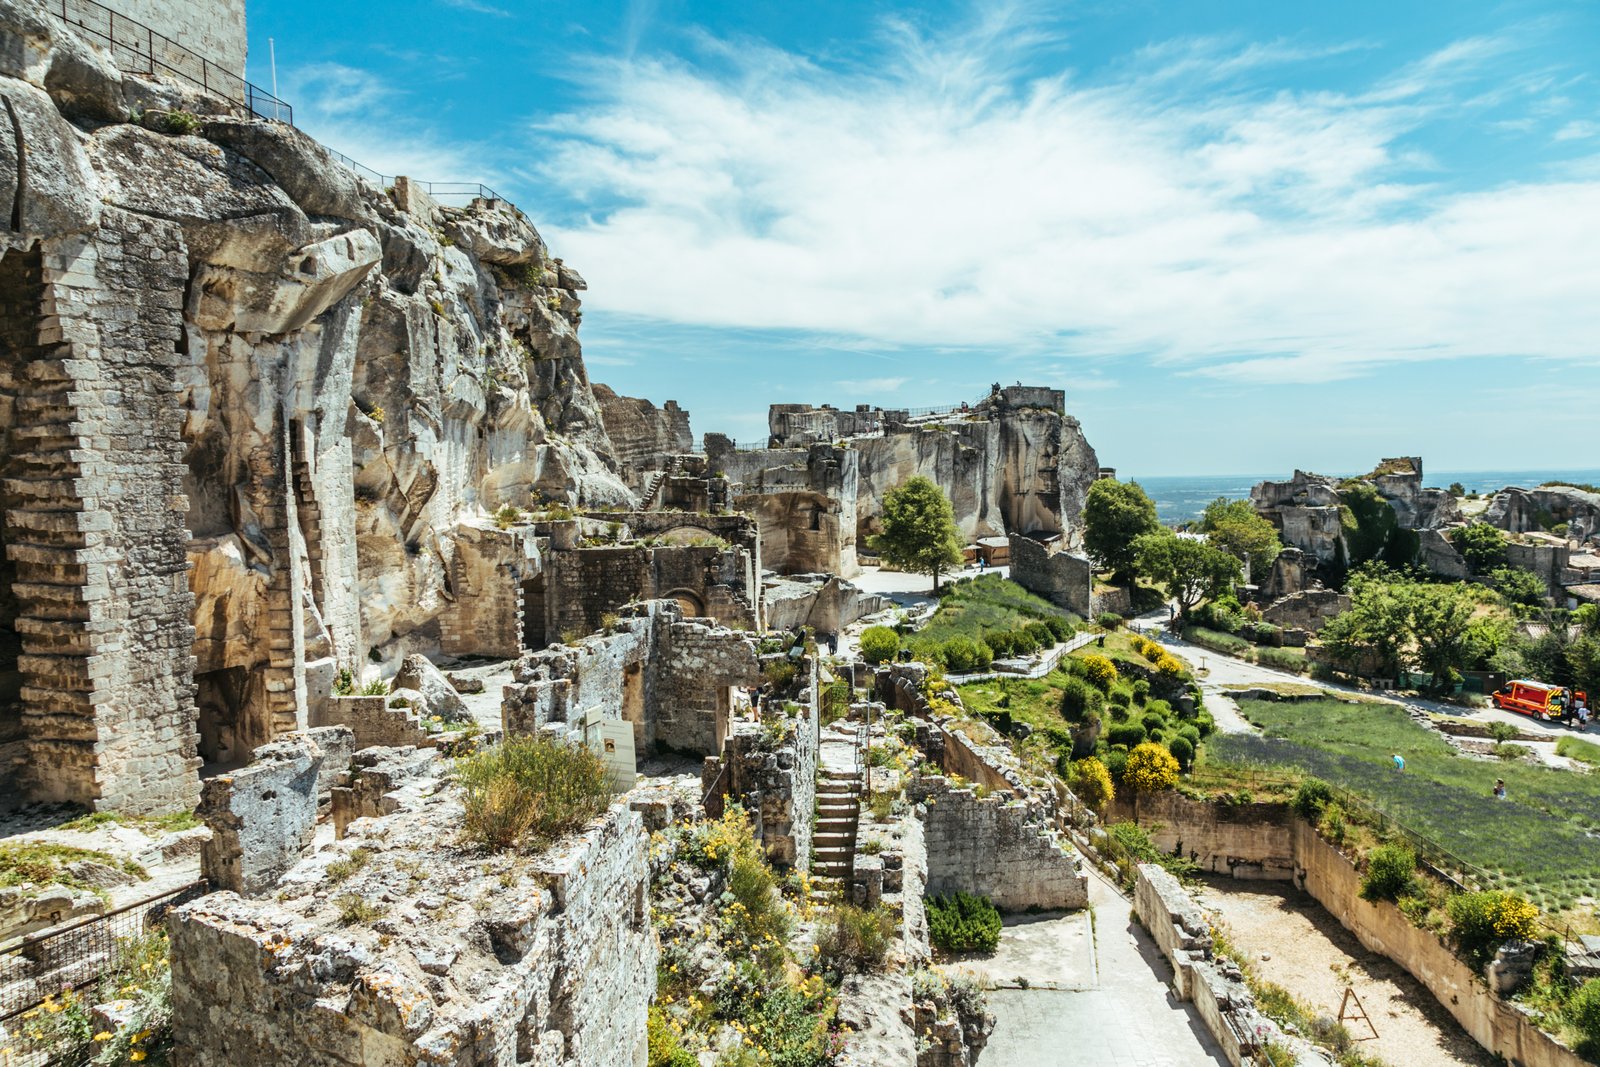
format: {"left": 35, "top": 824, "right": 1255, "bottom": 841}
{"left": 1486, "top": 485, "right": 1600, "bottom": 545}
{"left": 0, "top": 3, "right": 629, "bottom": 806}
{"left": 594, "top": 383, "right": 692, "bottom": 490}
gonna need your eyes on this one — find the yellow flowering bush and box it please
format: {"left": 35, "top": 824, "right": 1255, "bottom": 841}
{"left": 1077, "top": 654, "right": 1119, "bottom": 692}
{"left": 1070, "top": 756, "right": 1115, "bottom": 813}
{"left": 1123, "top": 742, "right": 1180, "bottom": 793}
{"left": 1447, "top": 890, "right": 1541, "bottom": 967}
{"left": 1155, "top": 654, "right": 1185, "bottom": 679}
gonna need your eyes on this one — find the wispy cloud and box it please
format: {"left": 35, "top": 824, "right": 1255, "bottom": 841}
{"left": 837, "top": 376, "right": 910, "bottom": 394}
{"left": 526, "top": 13, "right": 1600, "bottom": 386}
{"left": 1556, "top": 120, "right": 1599, "bottom": 141}
{"left": 440, "top": 0, "right": 511, "bottom": 16}
{"left": 277, "top": 63, "right": 504, "bottom": 186}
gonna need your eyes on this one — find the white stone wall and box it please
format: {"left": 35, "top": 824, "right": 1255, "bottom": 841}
{"left": 108, "top": 0, "right": 248, "bottom": 83}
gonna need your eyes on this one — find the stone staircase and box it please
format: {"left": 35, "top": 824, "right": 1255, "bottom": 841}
{"left": 812, "top": 768, "right": 861, "bottom": 897}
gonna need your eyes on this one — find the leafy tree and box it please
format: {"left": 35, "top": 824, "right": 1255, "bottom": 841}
{"left": 869, "top": 476, "right": 964, "bottom": 591}
{"left": 1406, "top": 582, "right": 1487, "bottom": 692}
{"left": 1447, "top": 482, "right": 1466, "bottom": 497}
{"left": 1318, "top": 565, "right": 1411, "bottom": 678}
{"left": 1447, "top": 522, "right": 1509, "bottom": 573}
{"left": 1134, "top": 529, "right": 1242, "bottom": 620}
{"left": 1198, "top": 497, "right": 1281, "bottom": 579}
{"left": 1490, "top": 566, "right": 1548, "bottom": 609}
{"left": 1082, "top": 479, "right": 1159, "bottom": 586}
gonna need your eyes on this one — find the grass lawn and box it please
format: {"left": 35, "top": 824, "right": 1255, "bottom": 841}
{"left": 906, "top": 575, "right": 1074, "bottom": 651}
{"left": 1211, "top": 698, "right": 1600, "bottom": 908}
{"left": 958, "top": 668, "right": 1076, "bottom": 736}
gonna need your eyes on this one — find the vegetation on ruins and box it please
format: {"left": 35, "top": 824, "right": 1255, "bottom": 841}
{"left": 0, "top": 841, "right": 148, "bottom": 897}
{"left": 455, "top": 735, "right": 612, "bottom": 851}
{"left": 653, "top": 805, "right": 844, "bottom": 1065}
{"left": 1133, "top": 529, "right": 1242, "bottom": 620}
{"left": 1197, "top": 497, "right": 1282, "bottom": 578}
{"left": 815, "top": 903, "right": 898, "bottom": 976}
{"left": 868, "top": 475, "right": 964, "bottom": 591}
{"left": 1449, "top": 521, "right": 1511, "bottom": 572}
{"left": 926, "top": 891, "right": 1002, "bottom": 954}
{"left": 896, "top": 574, "right": 1075, "bottom": 670}
{"left": 857, "top": 625, "right": 900, "bottom": 665}
{"left": 1082, "top": 479, "right": 1160, "bottom": 586}
{"left": 1068, "top": 755, "right": 1114, "bottom": 813}
{"left": 6, "top": 928, "right": 174, "bottom": 1066}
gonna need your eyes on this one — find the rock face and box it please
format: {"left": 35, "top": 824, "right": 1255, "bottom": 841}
{"left": 0, "top": 5, "right": 633, "bottom": 811}
{"left": 1007, "top": 533, "right": 1092, "bottom": 616}
{"left": 1251, "top": 458, "right": 1458, "bottom": 573}
{"left": 593, "top": 382, "right": 692, "bottom": 490}
{"left": 1486, "top": 485, "right": 1600, "bottom": 545}
{"left": 710, "top": 385, "right": 1099, "bottom": 577}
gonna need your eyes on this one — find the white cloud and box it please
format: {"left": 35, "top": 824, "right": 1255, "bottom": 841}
{"left": 440, "top": 0, "right": 511, "bottom": 16}
{"left": 836, "top": 376, "right": 909, "bottom": 393}
{"left": 526, "top": 19, "right": 1599, "bottom": 386}
{"left": 1556, "top": 120, "right": 1599, "bottom": 141}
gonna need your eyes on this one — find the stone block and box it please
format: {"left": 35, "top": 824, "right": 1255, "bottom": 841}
{"left": 198, "top": 734, "right": 323, "bottom": 895}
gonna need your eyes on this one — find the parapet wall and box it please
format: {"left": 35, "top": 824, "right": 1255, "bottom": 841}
{"left": 1107, "top": 791, "right": 1296, "bottom": 880}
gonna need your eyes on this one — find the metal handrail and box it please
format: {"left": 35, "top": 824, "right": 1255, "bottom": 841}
{"left": 52, "top": 0, "right": 291, "bottom": 120}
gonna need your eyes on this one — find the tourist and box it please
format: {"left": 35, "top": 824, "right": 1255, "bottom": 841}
{"left": 1392, "top": 754, "right": 1405, "bottom": 772}
{"left": 1493, "top": 779, "right": 1507, "bottom": 800}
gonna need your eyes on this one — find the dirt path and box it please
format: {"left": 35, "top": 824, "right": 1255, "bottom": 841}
{"left": 1194, "top": 876, "right": 1497, "bottom": 1067}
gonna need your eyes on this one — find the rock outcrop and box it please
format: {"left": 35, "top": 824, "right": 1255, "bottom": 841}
{"left": 0, "top": 4, "right": 632, "bottom": 811}
{"left": 1486, "top": 485, "right": 1600, "bottom": 545}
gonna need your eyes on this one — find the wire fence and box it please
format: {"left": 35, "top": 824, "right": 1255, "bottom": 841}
{"left": 1, "top": 880, "right": 208, "bottom": 1021}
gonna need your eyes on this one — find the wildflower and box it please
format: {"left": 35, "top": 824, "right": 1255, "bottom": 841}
{"left": 131, "top": 1053, "right": 147, "bottom": 1063}
{"left": 94, "top": 1032, "right": 114, "bottom": 1042}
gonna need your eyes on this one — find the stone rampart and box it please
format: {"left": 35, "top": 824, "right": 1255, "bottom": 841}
{"left": 1108, "top": 791, "right": 1296, "bottom": 880}
{"left": 1007, "top": 533, "right": 1091, "bottom": 615}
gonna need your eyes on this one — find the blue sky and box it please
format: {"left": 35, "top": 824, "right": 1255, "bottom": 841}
{"left": 246, "top": 1, "right": 1600, "bottom": 477}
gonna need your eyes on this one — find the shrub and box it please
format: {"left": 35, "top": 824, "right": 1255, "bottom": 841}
{"left": 1106, "top": 723, "right": 1147, "bottom": 749}
{"left": 1078, "top": 654, "right": 1119, "bottom": 691}
{"left": 926, "top": 891, "right": 1002, "bottom": 953}
{"left": 1361, "top": 843, "right": 1416, "bottom": 901}
{"left": 1488, "top": 721, "right": 1518, "bottom": 744}
{"left": 456, "top": 736, "right": 611, "bottom": 851}
{"left": 1140, "top": 710, "right": 1168, "bottom": 733}
{"left": 1142, "top": 641, "right": 1164, "bottom": 664}
{"left": 1292, "top": 778, "right": 1334, "bottom": 821}
{"left": 1059, "top": 676, "right": 1100, "bottom": 721}
{"left": 728, "top": 849, "right": 792, "bottom": 969}
{"left": 983, "top": 630, "right": 1016, "bottom": 658}
{"left": 1070, "top": 756, "right": 1114, "bottom": 812}
{"left": 1108, "top": 687, "right": 1132, "bottom": 708}
{"left": 1097, "top": 611, "right": 1123, "bottom": 629}
{"left": 1132, "top": 678, "right": 1150, "bottom": 704}
{"left": 1044, "top": 616, "right": 1073, "bottom": 641}
{"left": 1568, "top": 979, "right": 1600, "bottom": 1052}
{"left": 1155, "top": 654, "right": 1185, "bottom": 679}
{"left": 158, "top": 108, "right": 201, "bottom": 135}
{"left": 860, "top": 625, "right": 900, "bottom": 664}
{"left": 1123, "top": 742, "right": 1179, "bottom": 792}
{"left": 816, "top": 903, "right": 897, "bottom": 974}
{"left": 1166, "top": 735, "right": 1194, "bottom": 772}
{"left": 1102, "top": 748, "right": 1129, "bottom": 784}
{"left": 648, "top": 1006, "right": 697, "bottom": 1067}
{"left": 941, "top": 636, "right": 992, "bottom": 672}
{"left": 1024, "top": 620, "right": 1056, "bottom": 647}
{"left": 763, "top": 658, "right": 798, "bottom": 691}
{"left": 1447, "top": 890, "right": 1541, "bottom": 967}
{"left": 360, "top": 678, "right": 388, "bottom": 696}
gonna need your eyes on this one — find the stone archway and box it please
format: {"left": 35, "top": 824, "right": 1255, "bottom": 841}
{"left": 662, "top": 588, "right": 705, "bottom": 618}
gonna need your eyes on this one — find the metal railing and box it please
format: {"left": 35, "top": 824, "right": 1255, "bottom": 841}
{"left": 47, "top": 1, "right": 512, "bottom": 206}
{"left": 52, "top": 0, "right": 292, "bottom": 121}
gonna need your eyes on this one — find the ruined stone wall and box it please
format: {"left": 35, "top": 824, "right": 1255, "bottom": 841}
{"left": 1007, "top": 534, "right": 1091, "bottom": 616}
{"left": 437, "top": 522, "right": 540, "bottom": 659}
{"left": 655, "top": 617, "right": 762, "bottom": 754}
{"left": 545, "top": 540, "right": 757, "bottom": 638}
{"left": 172, "top": 795, "right": 656, "bottom": 1067}
{"left": 1260, "top": 589, "right": 1350, "bottom": 635}
{"left": 1107, "top": 791, "right": 1296, "bottom": 880}
{"left": 707, "top": 436, "right": 860, "bottom": 577}
{"left": 909, "top": 775, "right": 1088, "bottom": 911}
{"left": 711, "top": 703, "right": 819, "bottom": 870}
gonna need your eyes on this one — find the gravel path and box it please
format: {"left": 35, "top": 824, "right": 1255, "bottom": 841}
{"left": 1195, "top": 877, "right": 1498, "bottom": 1067}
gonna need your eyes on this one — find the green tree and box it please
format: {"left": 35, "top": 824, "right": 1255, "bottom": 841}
{"left": 1318, "top": 565, "right": 1411, "bottom": 678}
{"left": 1134, "top": 529, "right": 1241, "bottom": 620}
{"left": 1198, "top": 497, "right": 1282, "bottom": 579}
{"left": 1490, "top": 566, "right": 1548, "bottom": 609}
{"left": 1405, "top": 582, "right": 1484, "bottom": 692}
{"left": 1447, "top": 522, "right": 1509, "bottom": 573}
{"left": 869, "top": 476, "right": 964, "bottom": 591}
{"left": 1083, "top": 479, "right": 1159, "bottom": 586}
{"left": 1447, "top": 482, "right": 1466, "bottom": 497}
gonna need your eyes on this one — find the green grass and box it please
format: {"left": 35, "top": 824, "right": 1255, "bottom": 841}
{"left": 0, "top": 841, "right": 149, "bottom": 895}
{"left": 1556, "top": 736, "right": 1600, "bottom": 765}
{"left": 960, "top": 669, "right": 1077, "bottom": 734}
{"left": 1187, "top": 627, "right": 1311, "bottom": 675}
{"left": 1212, "top": 698, "right": 1600, "bottom": 907}
{"left": 908, "top": 574, "right": 1074, "bottom": 652}
{"left": 59, "top": 810, "right": 201, "bottom": 834}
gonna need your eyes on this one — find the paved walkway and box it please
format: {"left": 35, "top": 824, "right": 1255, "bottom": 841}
{"left": 972, "top": 865, "right": 1229, "bottom": 1066}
